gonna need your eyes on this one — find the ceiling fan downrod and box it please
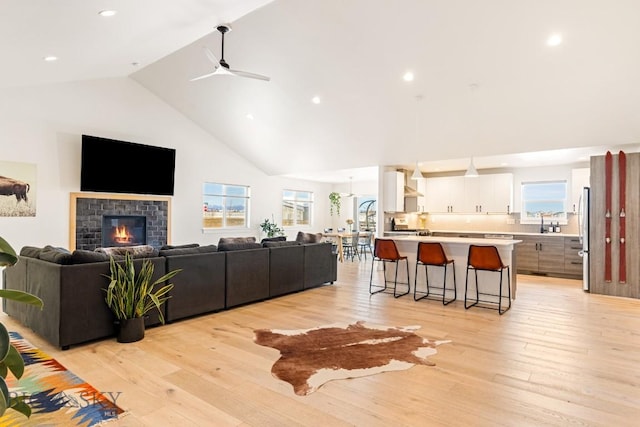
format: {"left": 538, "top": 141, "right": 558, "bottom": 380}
{"left": 217, "top": 25, "right": 230, "bottom": 69}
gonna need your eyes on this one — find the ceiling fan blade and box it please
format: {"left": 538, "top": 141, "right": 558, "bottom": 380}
{"left": 228, "top": 68, "right": 271, "bottom": 81}
{"left": 189, "top": 70, "right": 218, "bottom": 82}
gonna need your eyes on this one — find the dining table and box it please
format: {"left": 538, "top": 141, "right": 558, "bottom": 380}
{"left": 322, "top": 231, "right": 371, "bottom": 262}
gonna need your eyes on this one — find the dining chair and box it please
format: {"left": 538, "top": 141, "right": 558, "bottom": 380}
{"left": 357, "top": 233, "right": 373, "bottom": 260}
{"left": 342, "top": 231, "right": 360, "bottom": 261}
{"left": 369, "top": 238, "right": 409, "bottom": 298}
{"left": 323, "top": 228, "right": 336, "bottom": 252}
{"left": 464, "top": 245, "right": 511, "bottom": 314}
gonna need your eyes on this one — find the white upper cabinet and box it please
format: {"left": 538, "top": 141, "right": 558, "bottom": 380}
{"left": 383, "top": 171, "right": 404, "bottom": 212}
{"left": 425, "top": 176, "right": 465, "bottom": 212}
{"left": 570, "top": 168, "right": 590, "bottom": 213}
{"left": 488, "top": 173, "right": 514, "bottom": 213}
{"left": 425, "top": 173, "right": 513, "bottom": 213}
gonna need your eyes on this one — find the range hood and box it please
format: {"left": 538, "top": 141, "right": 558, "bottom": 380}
{"left": 403, "top": 170, "right": 423, "bottom": 197}
{"left": 404, "top": 185, "right": 423, "bottom": 197}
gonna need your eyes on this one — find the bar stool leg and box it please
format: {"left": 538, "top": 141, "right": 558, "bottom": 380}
{"left": 393, "top": 258, "right": 410, "bottom": 298}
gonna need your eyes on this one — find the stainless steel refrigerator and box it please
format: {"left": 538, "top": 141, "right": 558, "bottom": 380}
{"left": 578, "top": 187, "right": 590, "bottom": 291}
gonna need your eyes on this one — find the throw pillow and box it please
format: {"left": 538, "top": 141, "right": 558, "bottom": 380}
{"left": 218, "top": 236, "right": 257, "bottom": 246}
{"left": 96, "top": 244, "right": 159, "bottom": 258}
{"left": 295, "top": 232, "right": 324, "bottom": 244}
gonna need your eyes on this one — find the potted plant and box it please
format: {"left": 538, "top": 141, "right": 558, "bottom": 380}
{"left": 0, "top": 236, "right": 43, "bottom": 419}
{"left": 104, "top": 252, "right": 180, "bottom": 343}
{"left": 259, "top": 215, "right": 285, "bottom": 238}
{"left": 329, "top": 192, "right": 341, "bottom": 216}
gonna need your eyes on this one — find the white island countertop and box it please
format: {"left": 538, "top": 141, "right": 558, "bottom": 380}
{"left": 390, "top": 235, "right": 522, "bottom": 247}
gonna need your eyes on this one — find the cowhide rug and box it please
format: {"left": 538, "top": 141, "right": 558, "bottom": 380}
{"left": 254, "top": 321, "right": 450, "bottom": 396}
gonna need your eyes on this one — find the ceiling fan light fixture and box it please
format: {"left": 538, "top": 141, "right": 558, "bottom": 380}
{"left": 465, "top": 157, "right": 479, "bottom": 178}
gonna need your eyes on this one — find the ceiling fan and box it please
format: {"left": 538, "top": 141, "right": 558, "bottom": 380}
{"left": 190, "top": 24, "right": 270, "bottom": 82}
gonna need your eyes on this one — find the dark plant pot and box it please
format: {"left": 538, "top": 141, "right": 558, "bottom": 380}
{"left": 117, "top": 317, "right": 145, "bottom": 343}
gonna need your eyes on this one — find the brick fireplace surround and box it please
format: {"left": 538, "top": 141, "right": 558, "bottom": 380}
{"left": 69, "top": 192, "right": 171, "bottom": 251}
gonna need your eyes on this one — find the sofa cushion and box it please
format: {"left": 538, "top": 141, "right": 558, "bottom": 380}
{"left": 71, "top": 250, "right": 111, "bottom": 264}
{"left": 262, "top": 241, "right": 301, "bottom": 248}
{"left": 38, "top": 245, "right": 73, "bottom": 265}
{"left": 20, "top": 246, "right": 42, "bottom": 258}
{"left": 218, "top": 236, "right": 257, "bottom": 246}
{"left": 96, "top": 244, "right": 159, "bottom": 258}
{"left": 159, "top": 244, "right": 218, "bottom": 257}
{"left": 260, "top": 236, "right": 286, "bottom": 243}
{"left": 160, "top": 243, "right": 200, "bottom": 250}
{"left": 295, "top": 231, "right": 324, "bottom": 244}
{"left": 218, "top": 242, "right": 262, "bottom": 252}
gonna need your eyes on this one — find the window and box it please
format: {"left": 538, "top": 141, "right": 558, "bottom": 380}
{"left": 203, "top": 182, "right": 250, "bottom": 228}
{"left": 521, "top": 180, "right": 567, "bottom": 223}
{"left": 282, "top": 190, "right": 313, "bottom": 227}
{"left": 357, "top": 197, "right": 377, "bottom": 232}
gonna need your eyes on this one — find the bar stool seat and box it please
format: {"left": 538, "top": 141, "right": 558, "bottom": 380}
{"left": 464, "top": 245, "right": 511, "bottom": 314}
{"left": 369, "top": 238, "right": 410, "bottom": 298}
{"left": 414, "top": 242, "right": 456, "bottom": 305}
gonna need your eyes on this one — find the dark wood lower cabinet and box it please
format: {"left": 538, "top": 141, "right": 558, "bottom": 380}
{"left": 515, "top": 235, "right": 582, "bottom": 279}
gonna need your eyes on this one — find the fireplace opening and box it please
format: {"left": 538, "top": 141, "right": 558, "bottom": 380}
{"left": 102, "top": 215, "right": 147, "bottom": 247}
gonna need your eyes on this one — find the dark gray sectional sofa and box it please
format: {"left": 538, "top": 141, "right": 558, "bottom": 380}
{"left": 3, "top": 240, "right": 336, "bottom": 349}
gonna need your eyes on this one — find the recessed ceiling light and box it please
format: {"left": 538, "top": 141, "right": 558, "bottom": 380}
{"left": 98, "top": 10, "right": 117, "bottom": 17}
{"left": 43, "top": 56, "right": 58, "bottom": 62}
{"left": 311, "top": 96, "right": 321, "bottom": 104}
{"left": 403, "top": 71, "right": 414, "bottom": 82}
{"left": 547, "top": 33, "right": 562, "bottom": 46}
{"left": 246, "top": 113, "right": 254, "bottom": 120}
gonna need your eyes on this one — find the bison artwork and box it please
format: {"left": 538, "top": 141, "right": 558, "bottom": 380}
{"left": 0, "top": 176, "right": 30, "bottom": 203}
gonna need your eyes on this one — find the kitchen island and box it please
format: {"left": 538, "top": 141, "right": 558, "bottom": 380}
{"left": 380, "top": 235, "right": 522, "bottom": 301}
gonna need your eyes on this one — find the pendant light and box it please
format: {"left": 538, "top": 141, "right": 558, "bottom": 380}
{"left": 464, "top": 157, "right": 479, "bottom": 178}
{"left": 411, "top": 161, "right": 423, "bottom": 180}
{"left": 411, "top": 95, "right": 424, "bottom": 180}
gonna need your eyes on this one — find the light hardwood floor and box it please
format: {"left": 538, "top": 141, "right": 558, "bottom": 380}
{"left": 2, "top": 260, "right": 640, "bottom": 426}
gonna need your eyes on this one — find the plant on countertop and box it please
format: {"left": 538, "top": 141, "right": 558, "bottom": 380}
{"left": 0, "top": 236, "right": 44, "bottom": 419}
{"left": 329, "top": 192, "right": 341, "bottom": 216}
{"left": 260, "top": 215, "right": 285, "bottom": 238}
{"left": 104, "top": 252, "right": 181, "bottom": 327}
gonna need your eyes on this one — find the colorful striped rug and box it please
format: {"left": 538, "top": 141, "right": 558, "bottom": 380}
{"left": 0, "top": 332, "right": 125, "bottom": 426}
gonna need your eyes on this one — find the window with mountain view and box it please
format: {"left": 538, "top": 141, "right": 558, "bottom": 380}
{"left": 203, "top": 182, "right": 250, "bottom": 228}
{"left": 521, "top": 180, "right": 567, "bottom": 224}
{"left": 282, "top": 190, "right": 313, "bottom": 227}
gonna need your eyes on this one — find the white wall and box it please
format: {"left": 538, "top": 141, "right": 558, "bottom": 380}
{"left": 0, "top": 77, "right": 333, "bottom": 251}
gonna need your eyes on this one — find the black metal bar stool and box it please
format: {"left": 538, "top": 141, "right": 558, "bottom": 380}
{"left": 369, "top": 238, "right": 410, "bottom": 298}
{"left": 464, "top": 245, "right": 511, "bottom": 315}
{"left": 414, "top": 242, "right": 456, "bottom": 305}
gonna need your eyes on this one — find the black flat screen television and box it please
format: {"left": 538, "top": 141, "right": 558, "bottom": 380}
{"left": 81, "top": 135, "right": 176, "bottom": 196}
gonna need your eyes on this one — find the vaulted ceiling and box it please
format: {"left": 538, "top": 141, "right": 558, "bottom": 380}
{"left": 4, "top": 0, "right": 640, "bottom": 182}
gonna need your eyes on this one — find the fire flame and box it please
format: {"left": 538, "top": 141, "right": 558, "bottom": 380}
{"left": 113, "top": 225, "right": 133, "bottom": 243}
